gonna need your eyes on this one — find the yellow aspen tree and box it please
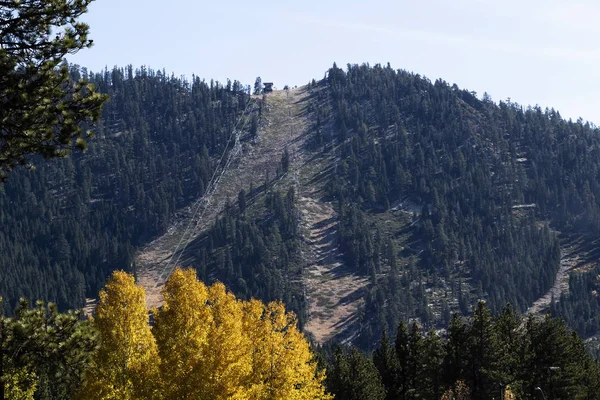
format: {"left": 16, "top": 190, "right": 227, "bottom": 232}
{"left": 155, "top": 269, "right": 330, "bottom": 399}
{"left": 77, "top": 271, "right": 160, "bottom": 400}
{"left": 201, "top": 281, "right": 253, "bottom": 399}
{"left": 80, "top": 269, "right": 330, "bottom": 399}
{"left": 243, "top": 299, "right": 332, "bottom": 400}
{"left": 242, "top": 299, "right": 272, "bottom": 398}
{"left": 153, "top": 268, "right": 213, "bottom": 399}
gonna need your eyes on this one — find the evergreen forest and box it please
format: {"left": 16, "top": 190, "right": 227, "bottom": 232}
{"left": 304, "top": 63, "right": 600, "bottom": 346}
{"left": 323, "top": 302, "right": 600, "bottom": 400}
{"left": 0, "top": 65, "right": 249, "bottom": 311}
{"left": 4, "top": 62, "right": 600, "bottom": 352}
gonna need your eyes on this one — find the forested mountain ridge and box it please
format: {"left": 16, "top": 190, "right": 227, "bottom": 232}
{"left": 3, "top": 62, "right": 600, "bottom": 354}
{"left": 306, "top": 63, "right": 600, "bottom": 348}
{"left": 0, "top": 65, "right": 250, "bottom": 312}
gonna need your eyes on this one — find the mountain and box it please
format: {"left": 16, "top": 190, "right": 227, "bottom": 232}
{"left": 313, "top": 63, "right": 600, "bottom": 348}
{"left": 2, "top": 63, "right": 600, "bottom": 352}
{"left": 0, "top": 65, "right": 249, "bottom": 311}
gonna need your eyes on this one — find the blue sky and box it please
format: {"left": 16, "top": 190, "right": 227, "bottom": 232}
{"left": 70, "top": 0, "right": 600, "bottom": 124}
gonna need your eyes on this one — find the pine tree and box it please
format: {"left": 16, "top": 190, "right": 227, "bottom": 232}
{"left": 254, "top": 77, "right": 263, "bottom": 95}
{"left": 238, "top": 189, "right": 247, "bottom": 215}
{"left": 0, "top": 0, "right": 108, "bottom": 180}
{"left": 522, "top": 315, "right": 595, "bottom": 400}
{"left": 406, "top": 323, "right": 424, "bottom": 399}
{"left": 250, "top": 114, "right": 259, "bottom": 138}
{"left": 2, "top": 300, "right": 97, "bottom": 399}
{"left": 493, "top": 305, "right": 523, "bottom": 394}
{"left": 444, "top": 314, "right": 469, "bottom": 392}
{"left": 421, "top": 329, "right": 444, "bottom": 400}
{"left": 373, "top": 330, "right": 399, "bottom": 399}
{"left": 281, "top": 147, "right": 290, "bottom": 174}
{"left": 327, "top": 346, "right": 386, "bottom": 400}
{"left": 468, "top": 301, "right": 498, "bottom": 400}
{"left": 395, "top": 321, "right": 410, "bottom": 399}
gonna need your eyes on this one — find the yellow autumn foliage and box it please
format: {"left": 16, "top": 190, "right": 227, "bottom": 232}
{"left": 80, "top": 268, "right": 331, "bottom": 400}
{"left": 242, "top": 299, "right": 330, "bottom": 400}
{"left": 5, "top": 366, "right": 37, "bottom": 400}
{"left": 504, "top": 385, "right": 516, "bottom": 400}
{"left": 77, "top": 271, "right": 160, "bottom": 400}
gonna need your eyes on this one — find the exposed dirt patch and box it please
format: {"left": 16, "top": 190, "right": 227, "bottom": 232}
{"left": 135, "top": 89, "right": 311, "bottom": 308}
{"left": 299, "top": 191, "right": 369, "bottom": 343}
{"left": 83, "top": 298, "right": 96, "bottom": 317}
{"left": 256, "top": 88, "right": 370, "bottom": 343}
{"left": 527, "top": 235, "right": 600, "bottom": 315}
{"left": 527, "top": 248, "right": 572, "bottom": 315}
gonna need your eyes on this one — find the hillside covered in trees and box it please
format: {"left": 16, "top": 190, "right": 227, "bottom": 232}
{"left": 3, "top": 61, "right": 600, "bottom": 353}
{"left": 0, "top": 65, "right": 250, "bottom": 311}
{"left": 304, "top": 63, "right": 600, "bottom": 346}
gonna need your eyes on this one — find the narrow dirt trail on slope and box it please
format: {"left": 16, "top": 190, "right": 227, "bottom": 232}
{"left": 527, "top": 235, "right": 599, "bottom": 315}
{"left": 527, "top": 247, "right": 573, "bottom": 315}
